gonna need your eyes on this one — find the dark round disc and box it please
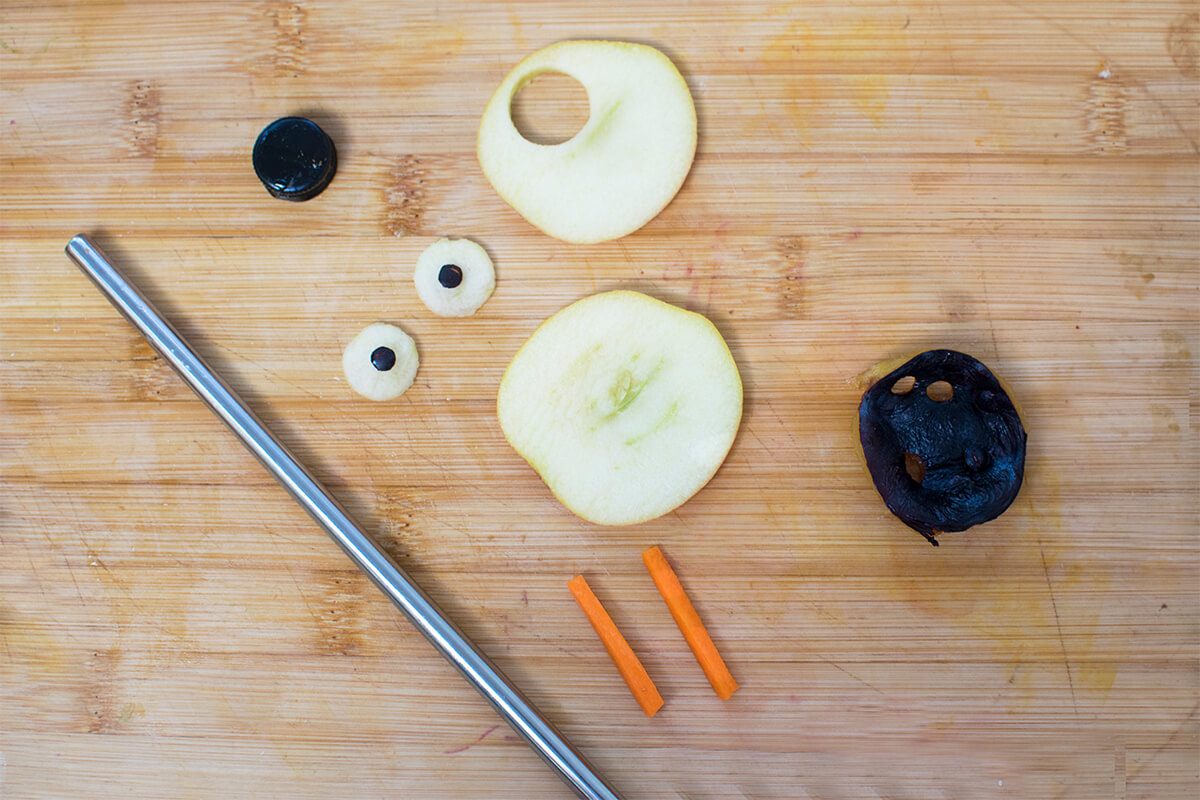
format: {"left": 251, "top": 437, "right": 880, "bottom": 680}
{"left": 858, "top": 349, "right": 1027, "bottom": 545}
{"left": 252, "top": 117, "right": 337, "bottom": 201}
{"left": 370, "top": 346, "right": 397, "bottom": 372}
{"left": 438, "top": 264, "right": 464, "bottom": 288}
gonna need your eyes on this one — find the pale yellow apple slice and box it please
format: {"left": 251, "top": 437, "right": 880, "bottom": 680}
{"left": 413, "top": 237, "right": 495, "bottom": 317}
{"left": 497, "top": 291, "right": 741, "bottom": 525}
{"left": 477, "top": 41, "right": 697, "bottom": 244}
{"left": 343, "top": 323, "right": 419, "bottom": 401}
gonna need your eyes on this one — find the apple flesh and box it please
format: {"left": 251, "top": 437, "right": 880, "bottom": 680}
{"left": 342, "top": 322, "right": 419, "bottom": 401}
{"left": 413, "top": 237, "right": 495, "bottom": 317}
{"left": 497, "top": 291, "right": 742, "bottom": 525}
{"left": 477, "top": 40, "right": 697, "bottom": 244}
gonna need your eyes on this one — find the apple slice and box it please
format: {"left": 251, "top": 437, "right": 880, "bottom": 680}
{"left": 497, "top": 291, "right": 741, "bottom": 525}
{"left": 342, "top": 322, "right": 419, "bottom": 401}
{"left": 477, "top": 40, "right": 697, "bottom": 244}
{"left": 413, "top": 237, "right": 495, "bottom": 317}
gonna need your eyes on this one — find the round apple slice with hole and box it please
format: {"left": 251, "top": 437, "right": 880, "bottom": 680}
{"left": 477, "top": 40, "right": 697, "bottom": 244}
{"left": 497, "top": 291, "right": 742, "bottom": 525}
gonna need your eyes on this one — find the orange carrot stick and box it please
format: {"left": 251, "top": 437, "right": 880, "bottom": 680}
{"left": 567, "top": 575, "right": 664, "bottom": 717}
{"left": 642, "top": 545, "right": 739, "bottom": 700}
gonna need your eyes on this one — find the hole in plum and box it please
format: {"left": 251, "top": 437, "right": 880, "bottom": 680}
{"left": 926, "top": 380, "right": 953, "bottom": 402}
{"left": 511, "top": 71, "right": 590, "bottom": 145}
{"left": 891, "top": 375, "right": 916, "bottom": 395}
{"left": 904, "top": 451, "right": 926, "bottom": 483}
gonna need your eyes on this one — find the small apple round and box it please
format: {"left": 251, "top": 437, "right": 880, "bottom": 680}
{"left": 498, "top": 291, "right": 742, "bottom": 525}
{"left": 477, "top": 40, "right": 697, "bottom": 244}
{"left": 343, "top": 322, "right": 419, "bottom": 401}
{"left": 414, "top": 237, "right": 496, "bottom": 317}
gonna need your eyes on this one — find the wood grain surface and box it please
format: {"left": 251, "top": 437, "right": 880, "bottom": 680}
{"left": 2, "top": 1, "right": 1198, "bottom": 798}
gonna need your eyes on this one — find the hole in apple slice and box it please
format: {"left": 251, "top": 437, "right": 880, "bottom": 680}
{"left": 904, "top": 451, "right": 926, "bottom": 483}
{"left": 511, "top": 71, "right": 590, "bottom": 145}
{"left": 926, "top": 380, "right": 953, "bottom": 402}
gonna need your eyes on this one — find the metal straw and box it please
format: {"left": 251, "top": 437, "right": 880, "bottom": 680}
{"left": 65, "top": 234, "right": 623, "bottom": 800}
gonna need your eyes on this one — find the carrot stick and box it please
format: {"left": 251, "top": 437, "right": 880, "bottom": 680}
{"left": 567, "top": 575, "right": 664, "bottom": 717}
{"left": 642, "top": 545, "right": 739, "bottom": 700}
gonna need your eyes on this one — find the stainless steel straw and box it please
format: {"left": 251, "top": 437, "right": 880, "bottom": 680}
{"left": 65, "top": 234, "right": 623, "bottom": 800}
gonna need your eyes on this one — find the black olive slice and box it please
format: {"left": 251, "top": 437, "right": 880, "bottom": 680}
{"left": 858, "top": 350, "right": 1027, "bottom": 545}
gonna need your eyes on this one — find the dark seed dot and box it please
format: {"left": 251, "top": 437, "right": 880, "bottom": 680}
{"left": 370, "top": 346, "right": 396, "bottom": 372}
{"left": 438, "top": 264, "right": 464, "bottom": 288}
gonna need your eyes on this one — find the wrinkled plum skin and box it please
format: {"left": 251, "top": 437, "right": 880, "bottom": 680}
{"left": 859, "top": 350, "right": 1027, "bottom": 545}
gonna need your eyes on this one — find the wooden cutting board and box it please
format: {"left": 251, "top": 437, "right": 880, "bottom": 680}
{"left": 2, "top": 2, "right": 1197, "bottom": 798}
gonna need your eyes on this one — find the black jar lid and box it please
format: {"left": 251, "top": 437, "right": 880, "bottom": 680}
{"left": 252, "top": 117, "right": 337, "bottom": 201}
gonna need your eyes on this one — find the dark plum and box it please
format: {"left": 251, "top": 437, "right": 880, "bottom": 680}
{"left": 858, "top": 350, "right": 1027, "bottom": 545}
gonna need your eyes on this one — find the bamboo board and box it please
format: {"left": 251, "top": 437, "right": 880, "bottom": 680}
{"left": 1, "top": 1, "right": 1198, "bottom": 798}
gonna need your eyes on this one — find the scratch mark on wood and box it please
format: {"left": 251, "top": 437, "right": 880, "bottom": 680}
{"left": 1114, "top": 738, "right": 1126, "bottom": 800}
{"left": 62, "top": 555, "right": 85, "bottom": 605}
{"left": 1039, "top": 539, "right": 1078, "bottom": 716}
{"left": 978, "top": 267, "right": 1002, "bottom": 359}
{"left": 84, "top": 544, "right": 189, "bottom": 642}
{"left": 825, "top": 661, "right": 887, "bottom": 697}
{"left": 271, "top": 530, "right": 323, "bottom": 627}
{"left": 443, "top": 724, "right": 499, "bottom": 754}
{"left": 1126, "top": 701, "right": 1199, "bottom": 782}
